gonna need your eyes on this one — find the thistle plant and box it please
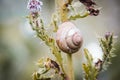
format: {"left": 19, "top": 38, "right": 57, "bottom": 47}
{"left": 82, "top": 32, "right": 116, "bottom": 80}
{"left": 26, "top": 0, "right": 117, "bottom": 80}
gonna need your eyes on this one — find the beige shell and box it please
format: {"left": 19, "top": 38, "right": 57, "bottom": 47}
{"left": 56, "top": 22, "right": 83, "bottom": 54}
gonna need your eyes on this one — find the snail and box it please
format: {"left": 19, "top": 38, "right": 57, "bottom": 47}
{"left": 56, "top": 22, "right": 83, "bottom": 54}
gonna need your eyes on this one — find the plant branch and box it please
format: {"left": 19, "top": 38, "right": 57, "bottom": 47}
{"left": 28, "top": 14, "right": 66, "bottom": 79}
{"left": 67, "top": 54, "right": 74, "bottom": 80}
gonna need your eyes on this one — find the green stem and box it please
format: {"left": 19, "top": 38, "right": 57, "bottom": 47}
{"left": 67, "top": 54, "right": 74, "bottom": 80}
{"left": 57, "top": 0, "right": 74, "bottom": 79}
{"left": 68, "top": 12, "right": 89, "bottom": 20}
{"left": 29, "top": 15, "right": 67, "bottom": 79}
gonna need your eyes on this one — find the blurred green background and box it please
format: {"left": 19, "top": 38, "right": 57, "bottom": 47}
{"left": 0, "top": 0, "right": 120, "bottom": 80}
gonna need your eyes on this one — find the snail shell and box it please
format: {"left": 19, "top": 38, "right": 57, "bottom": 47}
{"left": 56, "top": 22, "right": 83, "bottom": 54}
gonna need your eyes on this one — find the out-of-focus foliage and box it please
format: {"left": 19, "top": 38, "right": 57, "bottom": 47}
{"left": 0, "top": 0, "right": 120, "bottom": 80}
{"left": 82, "top": 32, "right": 116, "bottom": 80}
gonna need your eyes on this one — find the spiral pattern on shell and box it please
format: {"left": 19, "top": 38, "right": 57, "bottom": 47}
{"left": 56, "top": 22, "right": 83, "bottom": 54}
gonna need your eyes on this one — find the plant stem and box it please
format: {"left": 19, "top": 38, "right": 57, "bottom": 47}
{"left": 67, "top": 54, "right": 74, "bottom": 80}
{"left": 57, "top": 0, "right": 69, "bottom": 22}
{"left": 57, "top": 0, "right": 74, "bottom": 80}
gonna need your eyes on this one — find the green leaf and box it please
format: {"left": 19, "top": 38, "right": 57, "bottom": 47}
{"left": 83, "top": 48, "right": 98, "bottom": 80}
{"left": 84, "top": 48, "right": 93, "bottom": 66}
{"left": 68, "top": 12, "right": 89, "bottom": 20}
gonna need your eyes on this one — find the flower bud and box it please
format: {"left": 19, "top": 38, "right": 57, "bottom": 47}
{"left": 27, "top": 0, "right": 43, "bottom": 13}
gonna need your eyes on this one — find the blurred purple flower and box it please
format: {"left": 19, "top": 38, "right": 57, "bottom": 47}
{"left": 105, "top": 32, "right": 112, "bottom": 40}
{"left": 79, "top": 0, "right": 100, "bottom": 16}
{"left": 95, "top": 59, "right": 102, "bottom": 70}
{"left": 27, "top": 0, "right": 43, "bottom": 13}
{"left": 87, "top": 7, "right": 99, "bottom": 16}
{"left": 79, "top": 0, "right": 96, "bottom": 7}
